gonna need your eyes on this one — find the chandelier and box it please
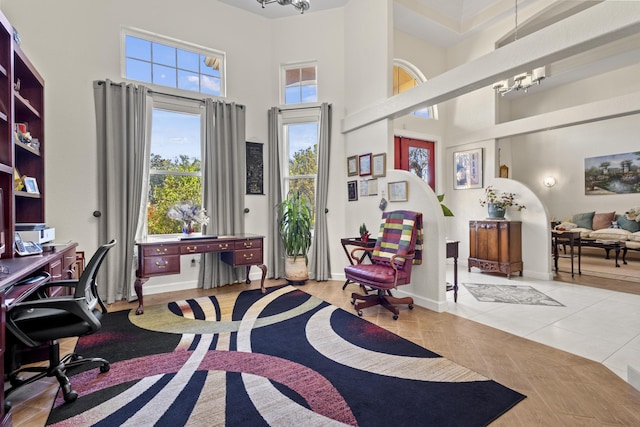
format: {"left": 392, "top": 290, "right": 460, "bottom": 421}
{"left": 257, "top": 0, "right": 310, "bottom": 14}
{"left": 493, "top": 0, "right": 546, "bottom": 95}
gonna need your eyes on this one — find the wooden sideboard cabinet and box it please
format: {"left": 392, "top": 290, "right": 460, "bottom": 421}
{"left": 468, "top": 220, "right": 523, "bottom": 278}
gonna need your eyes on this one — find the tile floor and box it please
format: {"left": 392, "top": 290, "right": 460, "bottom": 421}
{"left": 446, "top": 265, "right": 640, "bottom": 382}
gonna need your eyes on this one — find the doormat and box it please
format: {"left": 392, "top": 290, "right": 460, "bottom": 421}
{"left": 463, "top": 283, "right": 565, "bottom": 306}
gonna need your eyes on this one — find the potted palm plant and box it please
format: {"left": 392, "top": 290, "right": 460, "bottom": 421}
{"left": 277, "top": 190, "right": 313, "bottom": 284}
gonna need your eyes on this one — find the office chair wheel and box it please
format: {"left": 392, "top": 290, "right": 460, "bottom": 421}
{"left": 351, "top": 299, "right": 355, "bottom": 305}
{"left": 393, "top": 314, "right": 398, "bottom": 320}
{"left": 357, "top": 310, "right": 363, "bottom": 317}
{"left": 100, "top": 363, "right": 110, "bottom": 373}
{"left": 409, "top": 304, "right": 414, "bottom": 309}
{"left": 63, "top": 390, "right": 78, "bottom": 403}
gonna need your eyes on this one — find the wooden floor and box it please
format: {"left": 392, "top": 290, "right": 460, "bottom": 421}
{"left": 6, "top": 275, "right": 640, "bottom": 426}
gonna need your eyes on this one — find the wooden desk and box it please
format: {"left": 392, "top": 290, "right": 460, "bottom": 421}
{"left": 135, "top": 234, "right": 266, "bottom": 315}
{"left": 446, "top": 240, "right": 460, "bottom": 302}
{"left": 340, "top": 237, "right": 375, "bottom": 290}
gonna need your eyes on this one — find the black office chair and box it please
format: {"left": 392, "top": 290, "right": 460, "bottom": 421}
{"left": 4, "top": 239, "right": 117, "bottom": 403}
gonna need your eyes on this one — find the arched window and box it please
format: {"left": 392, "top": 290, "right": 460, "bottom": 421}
{"left": 393, "top": 59, "right": 437, "bottom": 119}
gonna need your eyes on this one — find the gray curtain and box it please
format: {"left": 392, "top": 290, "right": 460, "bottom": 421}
{"left": 199, "top": 99, "right": 246, "bottom": 288}
{"left": 266, "top": 107, "right": 285, "bottom": 278}
{"left": 93, "top": 79, "right": 151, "bottom": 303}
{"left": 308, "top": 103, "right": 332, "bottom": 280}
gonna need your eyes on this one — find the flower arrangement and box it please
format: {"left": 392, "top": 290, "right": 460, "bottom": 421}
{"left": 167, "top": 201, "right": 210, "bottom": 233}
{"left": 479, "top": 186, "right": 526, "bottom": 211}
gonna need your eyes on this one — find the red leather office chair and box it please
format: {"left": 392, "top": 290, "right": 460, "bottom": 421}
{"left": 345, "top": 211, "right": 422, "bottom": 320}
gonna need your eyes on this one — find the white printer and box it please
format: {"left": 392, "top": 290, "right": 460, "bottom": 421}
{"left": 15, "top": 223, "right": 55, "bottom": 244}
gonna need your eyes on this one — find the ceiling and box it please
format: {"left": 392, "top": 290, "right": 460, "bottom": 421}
{"left": 219, "top": 1, "right": 640, "bottom": 98}
{"left": 219, "top": 0, "right": 517, "bottom": 47}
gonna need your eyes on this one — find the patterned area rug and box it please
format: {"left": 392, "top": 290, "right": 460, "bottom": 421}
{"left": 47, "top": 285, "right": 525, "bottom": 426}
{"left": 463, "top": 283, "right": 565, "bottom": 306}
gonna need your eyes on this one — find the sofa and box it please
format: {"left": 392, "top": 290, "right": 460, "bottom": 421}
{"left": 554, "top": 210, "right": 640, "bottom": 264}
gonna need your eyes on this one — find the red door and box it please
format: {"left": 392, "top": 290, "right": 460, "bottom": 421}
{"left": 394, "top": 136, "right": 435, "bottom": 191}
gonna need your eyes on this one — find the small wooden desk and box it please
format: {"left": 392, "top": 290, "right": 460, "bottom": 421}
{"left": 446, "top": 240, "right": 460, "bottom": 302}
{"left": 340, "top": 237, "right": 376, "bottom": 290}
{"left": 135, "top": 234, "right": 266, "bottom": 315}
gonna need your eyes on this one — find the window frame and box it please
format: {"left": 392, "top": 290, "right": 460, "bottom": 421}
{"left": 121, "top": 26, "right": 227, "bottom": 98}
{"left": 145, "top": 96, "right": 205, "bottom": 236}
{"left": 280, "top": 61, "right": 318, "bottom": 105}
{"left": 279, "top": 108, "right": 321, "bottom": 225}
{"left": 393, "top": 59, "right": 437, "bottom": 120}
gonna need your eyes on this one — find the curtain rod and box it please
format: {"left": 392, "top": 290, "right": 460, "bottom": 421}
{"left": 95, "top": 80, "right": 245, "bottom": 109}
{"left": 278, "top": 104, "right": 323, "bottom": 112}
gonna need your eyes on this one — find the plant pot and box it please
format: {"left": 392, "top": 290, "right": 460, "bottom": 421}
{"left": 487, "top": 203, "right": 506, "bottom": 219}
{"left": 284, "top": 255, "right": 309, "bottom": 284}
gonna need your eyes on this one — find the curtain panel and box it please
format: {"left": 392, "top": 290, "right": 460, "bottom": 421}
{"left": 308, "top": 103, "right": 332, "bottom": 280}
{"left": 93, "top": 79, "right": 152, "bottom": 303}
{"left": 199, "top": 99, "right": 247, "bottom": 288}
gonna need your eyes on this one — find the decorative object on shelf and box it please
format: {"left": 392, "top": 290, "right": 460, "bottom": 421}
{"left": 359, "top": 223, "right": 370, "bottom": 243}
{"left": 438, "top": 194, "right": 454, "bottom": 217}
{"left": 492, "top": 0, "right": 546, "bottom": 96}
{"left": 257, "top": 0, "right": 310, "bottom": 14}
{"left": 454, "top": 148, "right": 483, "bottom": 190}
{"left": 347, "top": 155, "right": 358, "bottom": 176}
{"left": 499, "top": 164, "right": 509, "bottom": 178}
{"left": 167, "top": 201, "right": 209, "bottom": 234}
{"left": 388, "top": 180, "right": 408, "bottom": 202}
{"left": 372, "top": 153, "right": 387, "bottom": 178}
{"left": 347, "top": 180, "right": 358, "bottom": 201}
{"left": 479, "top": 186, "right": 526, "bottom": 219}
{"left": 23, "top": 176, "right": 39, "bottom": 194}
{"left": 13, "top": 168, "right": 24, "bottom": 191}
{"left": 359, "top": 153, "right": 372, "bottom": 176}
{"left": 277, "top": 190, "right": 312, "bottom": 284}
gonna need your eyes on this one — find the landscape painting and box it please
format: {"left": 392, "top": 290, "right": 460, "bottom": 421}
{"left": 584, "top": 151, "right": 640, "bottom": 195}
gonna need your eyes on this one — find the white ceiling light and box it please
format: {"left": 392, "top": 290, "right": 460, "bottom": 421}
{"left": 257, "top": 0, "right": 310, "bottom": 14}
{"left": 493, "top": 0, "right": 546, "bottom": 96}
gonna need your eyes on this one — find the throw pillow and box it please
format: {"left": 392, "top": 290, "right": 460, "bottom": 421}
{"left": 609, "top": 221, "right": 621, "bottom": 229}
{"left": 616, "top": 214, "right": 640, "bottom": 233}
{"left": 592, "top": 211, "right": 615, "bottom": 230}
{"left": 572, "top": 211, "right": 595, "bottom": 230}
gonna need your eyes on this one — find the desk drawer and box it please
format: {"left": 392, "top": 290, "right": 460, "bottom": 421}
{"left": 143, "top": 245, "right": 180, "bottom": 257}
{"left": 234, "top": 239, "right": 262, "bottom": 250}
{"left": 181, "top": 244, "right": 211, "bottom": 254}
{"left": 142, "top": 256, "right": 180, "bottom": 275}
{"left": 230, "top": 249, "right": 263, "bottom": 266}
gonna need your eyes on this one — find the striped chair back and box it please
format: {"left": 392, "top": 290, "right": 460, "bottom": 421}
{"left": 371, "top": 210, "right": 422, "bottom": 267}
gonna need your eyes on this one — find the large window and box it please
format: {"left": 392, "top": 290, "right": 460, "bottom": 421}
{"left": 123, "top": 27, "right": 225, "bottom": 97}
{"left": 282, "top": 62, "right": 317, "bottom": 105}
{"left": 282, "top": 115, "right": 319, "bottom": 224}
{"left": 147, "top": 102, "right": 203, "bottom": 235}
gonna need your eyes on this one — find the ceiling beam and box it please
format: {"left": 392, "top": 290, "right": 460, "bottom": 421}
{"left": 342, "top": 1, "right": 640, "bottom": 133}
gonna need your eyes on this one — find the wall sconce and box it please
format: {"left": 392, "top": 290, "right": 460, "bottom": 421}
{"left": 543, "top": 176, "right": 557, "bottom": 187}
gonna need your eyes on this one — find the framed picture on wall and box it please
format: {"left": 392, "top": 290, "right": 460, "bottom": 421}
{"left": 347, "top": 180, "right": 358, "bottom": 201}
{"left": 347, "top": 155, "right": 359, "bottom": 176}
{"left": 453, "top": 148, "right": 483, "bottom": 190}
{"left": 372, "top": 153, "right": 386, "bottom": 177}
{"left": 359, "top": 153, "right": 372, "bottom": 176}
{"left": 388, "top": 180, "right": 408, "bottom": 202}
